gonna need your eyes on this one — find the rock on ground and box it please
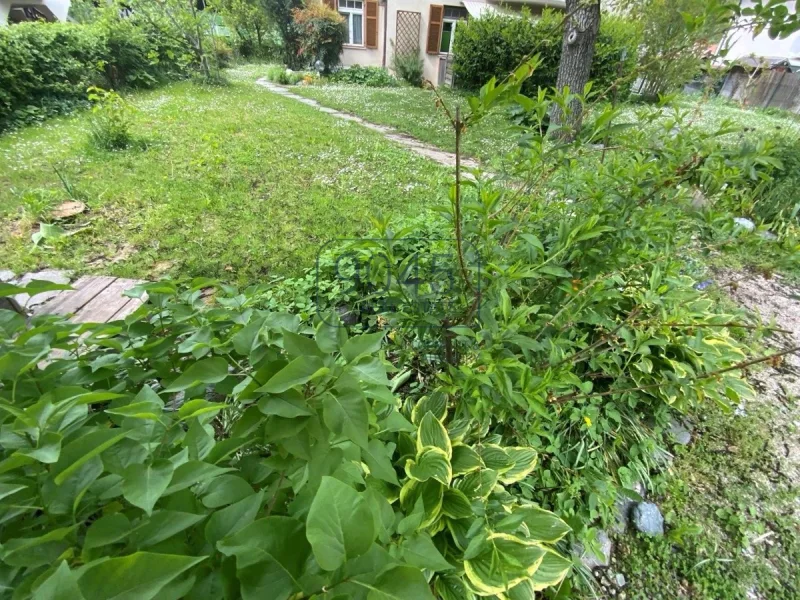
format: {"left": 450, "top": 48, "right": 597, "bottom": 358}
{"left": 573, "top": 529, "right": 613, "bottom": 570}
{"left": 632, "top": 502, "right": 664, "bottom": 536}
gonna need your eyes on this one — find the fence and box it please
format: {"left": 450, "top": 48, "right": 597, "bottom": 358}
{"left": 719, "top": 68, "right": 800, "bottom": 112}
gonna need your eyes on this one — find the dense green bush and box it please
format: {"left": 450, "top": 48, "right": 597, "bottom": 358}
{"left": 452, "top": 10, "right": 640, "bottom": 97}
{"left": 0, "top": 17, "right": 191, "bottom": 131}
{"left": 392, "top": 51, "right": 425, "bottom": 87}
{"left": 292, "top": 2, "right": 347, "bottom": 73}
{"left": 329, "top": 65, "right": 398, "bottom": 87}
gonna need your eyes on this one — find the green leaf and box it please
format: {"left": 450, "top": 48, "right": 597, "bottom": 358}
{"left": 434, "top": 575, "right": 476, "bottom": 600}
{"left": 123, "top": 460, "right": 175, "bottom": 516}
{"left": 1, "top": 526, "right": 77, "bottom": 568}
{"left": 201, "top": 475, "right": 253, "bottom": 508}
{"left": 282, "top": 329, "right": 325, "bottom": 358}
{"left": 476, "top": 445, "right": 513, "bottom": 473}
{"left": 365, "top": 565, "right": 436, "bottom": 600}
{"left": 34, "top": 561, "right": 85, "bottom": 600}
{"left": 463, "top": 533, "right": 546, "bottom": 595}
{"left": 323, "top": 387, "right": 369, "bottom": 450}
{"left": 348, "top": 356, "right": 390, "bottom": 387}
{"left": 529, "top": 548, "right": 572, "bottom": 591}
{"left": 315, "top": 316, "right": 347, "bottom": 353}
{"left": 257, "top": 356, "right": 324, "bottom": 393}
{"left": 17, "top": 431, "right": 62, "bottom": 464}
{"left": 0, "top": 280, "right": 72, "bottom": 298}
{"left": 441, "top": 488, "right": 473, "bottom": 520}
{"left": 163, "top": 461, "right": 233, "bottom": 496}
{"left": 411, "top": 391, "right": 447, "bottom": 424}
{"left": 163, "top": 358, "right": 229, "bottom": 392}
{"left": 455, "top": 469, "right": 497, "bottom": 499}
{"left": 406, "top": 446, "right": 452, "bottom": 485}
{"left": 52, "top": 429, "right": 129, "bottom": 486}
{"left": 499, "top": 448, "right": 539, "bottom": 485}
{"left": 177, "top": 399, "right": 225, "bottom": 421}
{"left": 217, "top": 516, "right": 310, "bottom": 600}
{"left": 379, "top": 410, "right": 415, "bottom": 433}
{"left": 257, "top": 393, "right": 314, "bottom": 418}
{"left": 451, "top": 445, "right": 484, "bottom": 475}
{"left": 362, "top": 439, "right": 399, "bottom": 486}
{"left": 516, "top": 505, "right": 571, "bottom": 543}
{"left": 417, "top": 412, "right": 452, "bottom": 459}
{"left": 341, "top": 331, "right": 385, "bottom": 363}
{"left": 130, "top": 511, "right": 206, "bottom": 549}
{"left": 306, "top": 476, "right": 375, "bottom": 571}
{"left": 83, "top": 513, "right": 131, "bottom": 553}
{"left": 0, "top": 482, "right": 27, "bottom": 501}
{"left": 77, "top": 552, "right": 206, "bottom": 600}
{"left": 205, "top": 490, "right": 265, "bottom": 547}
{"left": 537, "top": 265, "right": 572, "bottom": 278}
{"left": 400, "top": 533, "right": 453, "bottom": 572}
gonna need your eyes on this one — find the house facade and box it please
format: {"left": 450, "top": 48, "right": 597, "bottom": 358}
{"left": 0, "top": 0, "right": 70, "bottom": 24}
{"left": 322, "top": 0, "right": 565, "bottom": 85}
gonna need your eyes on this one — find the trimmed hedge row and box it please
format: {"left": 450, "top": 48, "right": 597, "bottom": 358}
{"left": 0, "top": 18, "right": 192, "bottom": 131}
{"left": 452, "top": 10, "right": 641, "bottom": 97}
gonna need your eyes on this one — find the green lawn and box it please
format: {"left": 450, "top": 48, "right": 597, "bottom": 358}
{"left": 291, "top": 82, "right": 518, "bottom": 162}
{"left": 0, "top": 72, "right": 450, "bottom": 283}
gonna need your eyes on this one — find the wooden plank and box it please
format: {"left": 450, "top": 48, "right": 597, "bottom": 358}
{"left": 110, "top": 297, "right": 145, "bottom": 321}
{"left": 73, "top": 279, "right": 140, "bottom": 323}
{"left": 36, "top": 276, "right": 116, "bottom": 317}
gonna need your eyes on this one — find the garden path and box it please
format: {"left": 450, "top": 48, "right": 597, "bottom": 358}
{"left": 255, "top": 79, "right": 481, "bottom": 171}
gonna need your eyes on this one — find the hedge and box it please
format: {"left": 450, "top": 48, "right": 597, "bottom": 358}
{"left": 0, "top": 17, "right": 192, "bottom": 132}
{"left": 452, "top": 10, "right": 641, "bottom": 97}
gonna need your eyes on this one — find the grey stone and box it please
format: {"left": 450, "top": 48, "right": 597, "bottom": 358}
{"left": 668, "top": 418, "right": 693, "bottom": 445}
{"left": 733, "top": 217, "right": 756, "bottom": 232}
{"left": 690, "top": 187, "right": 709, "bottom": 209}
{"left": 615, "top": 573, "right": 627, "bottom": 588}
{"left": 12, "top": 269, "right": 71, "bottom": 310}
{"left": 632, "top": 502, "right": 664, "bottom": 536}
{"left": 336, "top": 304, "right": 359, "bottom": 327}
{"left": 0, "top": 270, "right": 15, "bottom": 283}
{"left": 758, "top": 230, "right": 778, "bottom": 241}
{"left": 612, "top": 481, "right": 645, "bottom": 534}
{"left": 572, "top": 530, "right": 612, "bottom": 570}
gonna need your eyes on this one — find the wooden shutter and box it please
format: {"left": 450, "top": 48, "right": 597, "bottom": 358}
{"left": 426, "top": 5, "right": 444, "bottom": 55}
{"left": 323, "top": 0, "right": 336, "bottom": 10}
{"left": 365, "top": 0, "right": 379, "bottom": 48}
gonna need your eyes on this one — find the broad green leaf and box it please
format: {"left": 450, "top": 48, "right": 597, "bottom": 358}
{"left": 451, "top": 445, "right": 484, "bottom": 475}
{"left": 341, "top": 331, "right": 385, "bottom": 363}
{"left": 205, "top": 490, "right": 265, "bottom": 547}
{"left": 83, "top": 513, "right": 131, "bottom": 552}
{"left": 123, "top": 460, "right": 175, "bottom": 516}
{"left": 362, "top": 439, "right": 399, "bottom": 486}
{"left": 177, "top": 399, "right": 225, "bottom": 421}
{"left": 163, "top": 461, "right": 233, "bottom": 495}
{"left": 516, "top": 506, "right": 571, "bottom": 543}
{"left": 130, "top": 511, "right": 206, "bottom": 549}
{"left": 378, "top": 410, "right": 415, "bottom": 433}
{"left": 365, "top": 565, "right": 436, "bottom": 600}
{"left": 201, "top": 475, "right": 253, "bottom": 508}
{"left": 163, "top": 358, "right": 229, "bottom": 393}
{"left": 34, "top": 561, "right": 85, "bottom": 600}
{"left": 323, "top": 387, "right": 369, "bottom": 450}
{"left": 0, "top": 280, "right": 72, "bottom": 298}
{"left": 529, "top": 548, "right": 572, "bottom": 591}
{"left": 499, "top": 448, "right": 539, "bottom": 485}
{"left": 411, "top": 391, "right": 447, "bottom": 424}
{"left": 257, "top": 356, "right": 324, "bottom": 393}
{"left": 257, "top": 393, "right": 314, "bottom": 418}
{"left": 348, "top": 356, "right": 390, "bottom": 387}
{"left": 476, "top": 445, "right": 513, "bottom": 473}
{"left": 0, "top": 525, "right": 77, "bottom": 568}
{"left": 52, "top": 429, "right": 129, "bottom": 486}
{"left": 455, "top": 469, "right": 498, "bottom": 500}
{"left": 398, "top": 479, "right": 443, "bottom": 529}
{"left": 463, "top": 533, "right": 546, "bottom": 595}
{"left": 400, "top": 533, "right": 453, "bottom": 572}
{"left": 306, "top": 476, "right": 375, "bottom": 571}
{"left": 282, "top": 329, "right": 325, "bottom": 358}
{"left": 406, "top": 447, "right": 452, "bottom": 485}
{"left": 434, "top": 575, "right": 476, "bottom": 600}
{"left": 17, "top": 431, "right": 62, "bottom": 464}
{"left": 217, "top": 516, "right": 310, "bottom": 600}
{"left": 0, "top": 482, "right": 28, "bottom": 501}
{"left": 77, "top": 552, "right": 206, "bottom": 600}
{"left": 417, "top": 412, "right": 452, "bottom": 459}
{"left": 441, "top": 488, "right": 473, "bottom": 520}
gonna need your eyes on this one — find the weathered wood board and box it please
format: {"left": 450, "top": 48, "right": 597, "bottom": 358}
{"left": 32, "top": 276, "right": 146, "bottom": 323}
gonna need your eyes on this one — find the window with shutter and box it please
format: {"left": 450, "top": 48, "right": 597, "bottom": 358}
{"left": 426, "top": 5, "right": 444, "bottom": 55}
{"left": 365, "top": 0, "right": 379, "bottom": 49}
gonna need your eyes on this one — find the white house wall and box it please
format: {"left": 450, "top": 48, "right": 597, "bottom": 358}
{"left": 0, "top": 0, "right": 71, "bottom": 23}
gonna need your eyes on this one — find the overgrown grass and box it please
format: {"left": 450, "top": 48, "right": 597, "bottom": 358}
{"left": 292, "top": 83, "right": 518, "bottom": 161}
{"left": 616, "top": 402, "right": 800, "bottom": 599}
{"left": 0, "top": 74, "right": 450, "bottom": 282}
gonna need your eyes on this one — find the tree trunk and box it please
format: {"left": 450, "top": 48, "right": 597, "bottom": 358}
{"left": 551, "top": 0, "right": 601, "bottom": 140}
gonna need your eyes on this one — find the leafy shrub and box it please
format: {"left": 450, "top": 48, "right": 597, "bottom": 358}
{"left": 452, "top": 10, "right": 640, "bottom": 96}
{"left": 392, "top": 51, "right": 425, "bottom": 87}
{"left": 292, "top": 1, "right": 347, "bottom": 73}
{"left": 329, "top": 65, "right": 399, "bottom": 87}
{"left": 87, "top": 86, "right": 135, "bottom": 150}
{"left": 265, "top": 64, "right": 313, "bottom": 85}
{"left": 0, "top": 277, "right": 573, "bottom": 598}
{"left": 0, "top": 17, "right": 192, "bottom": 132}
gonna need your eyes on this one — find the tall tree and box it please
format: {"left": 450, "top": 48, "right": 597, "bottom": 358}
{"left": 260, "top": 0, "right": 303, "bottom": 67}
{"left": 550, "top": 0, "right": 601, "bottom": 139}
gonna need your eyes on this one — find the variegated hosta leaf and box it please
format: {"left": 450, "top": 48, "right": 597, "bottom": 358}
{"left": 411, "top": 391, "right": 448, "bottom": 425}
{"left": 399, "top": 478, "right": 444, "bottom": 528}
{"left": 406, "top": 446, "right": 452, "bottom": 485}
{"left": 529, "top": 548, "right": 572, "bottom": 591}
{"left": 441, "top": 488, "right": 473, "bottom": 519}
{"left": 435, "top": 574, "right": 477, "bottom": 600}
{"left": 475, "top": 445, "right": 513, "bottom": 473}
{"left": 463, "top": 533, "right": 546, "bottom": 596}
{"left": 455, "top": 469, "right": 498, "bottom": 500}
{"left": 451, "top": 445, "right": 484, "bottom": 476}
{"left": 498, "top": 448, "right": 538, "bottom": 485}
{"left": 417, "top": 412, "right": 452, "bottom": 459}
{"left": 516, "top": 505, "right": 571, "bottom": 543}
{"left": 445, "top": 517, "right": 471, "bottom": 551}
{"left": 447, "top": 418, "right": 472, "bottom": 442}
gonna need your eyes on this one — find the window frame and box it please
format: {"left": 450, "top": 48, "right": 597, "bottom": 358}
{"left": 439, "top": 6, "right": 468, "bottom": 55}
{"left": 339, "top": 0, "right": 365, "bottom": 46}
